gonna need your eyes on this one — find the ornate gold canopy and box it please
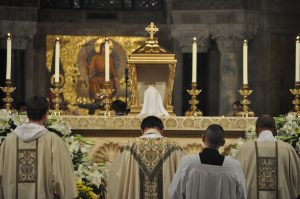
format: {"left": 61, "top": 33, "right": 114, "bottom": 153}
{"left": 128, "top": 22, "right": 177, "bottom": 115}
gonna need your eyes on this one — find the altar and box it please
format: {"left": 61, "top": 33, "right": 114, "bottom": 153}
{"left": 63, "top": 115, "right": 256, "bottom": 163}
{"left": 49, "top": 23, "right": 258, "bottom": 164}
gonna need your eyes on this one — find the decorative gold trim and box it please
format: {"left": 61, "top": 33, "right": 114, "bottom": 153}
{"left": 62, "top": 116, "right": 257, "bottom": 131}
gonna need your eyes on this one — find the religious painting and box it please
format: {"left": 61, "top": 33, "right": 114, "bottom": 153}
{"left": 46, "top": 35, "right": 146, "bottom": 114}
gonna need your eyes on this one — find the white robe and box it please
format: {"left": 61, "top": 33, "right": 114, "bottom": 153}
{"left": 168, "top": 155, "right": 247, "bottom": 199}
{"left": 138, "top": 86, "right": 169, "bottom": 117}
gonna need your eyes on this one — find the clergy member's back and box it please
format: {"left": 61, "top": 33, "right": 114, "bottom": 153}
{"left": 169, "top": 124, "right": 247, "bottom": 199}
{"left": 108, "top": 116, "right": 184, "bottom": 199}
{"left": 235, "top": 115, "right": 300, "bottom": 199}
{"left": 0, "top": 96, "right": 77, "bottom": 199}
{"left": 169, "top": 155, "right": 246, "bottom": 199}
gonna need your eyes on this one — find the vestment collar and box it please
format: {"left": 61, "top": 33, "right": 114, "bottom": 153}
{"left": 257, "top": 130, "right": 276, "bottom": 142}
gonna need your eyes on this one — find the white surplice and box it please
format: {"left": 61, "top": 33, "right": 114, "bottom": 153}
{"left": 168, "top": 155, "right": 247, "bottom": 199}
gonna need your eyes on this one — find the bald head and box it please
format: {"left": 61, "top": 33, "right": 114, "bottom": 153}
{"left": 203, "top": 124, "right": 225, "bottom": 148}
{"left": 256, "top": 114, "right": 276, "bottom": 135}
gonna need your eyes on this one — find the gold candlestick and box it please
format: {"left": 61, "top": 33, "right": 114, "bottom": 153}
{"left": 50, "top": 74, "right": 65, "bottom": 115}
{"left": 290, "top": 82, "right": 300, "bottom": 116}
{"left": 185, "top": 82, "right": 203, "bottom": 116}
{"left": 98, "top": 81, "right": 115, "bottom": 116}
{"left": 236, "top": 84, "right": 254, "bottom": 117}
{"left": 0, "top": 80, "right": 16, "bottom": 111}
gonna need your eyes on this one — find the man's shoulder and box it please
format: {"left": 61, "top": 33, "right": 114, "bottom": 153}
{"left": 121, "top": 137, "right": 182, "bottom": 152}
{"left": 40, "top": 130, "right": 64, "bottom": 141}
{"left": 238, "top": 140, "right": 256, "bottom": 150}
{"left": 224, "top": 156, "right": 242, "bottom": 167}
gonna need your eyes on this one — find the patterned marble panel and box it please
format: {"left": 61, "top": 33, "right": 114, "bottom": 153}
{"left": 63, "top": 116, "right": 256, "bottom": 131}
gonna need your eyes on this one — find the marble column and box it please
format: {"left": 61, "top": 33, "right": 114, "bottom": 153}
{"left": 214, "top": 36, "right": 242, "bottom": 116}
{"left": 211, "top": 24, "right": 258, "bottom": 116}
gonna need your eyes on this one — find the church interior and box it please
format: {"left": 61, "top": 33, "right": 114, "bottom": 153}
{"left": 0, "top": 0, "right": 300, "bottom": 198}
{"left": 0, "top": 0, "right": 300, "bottom": 116}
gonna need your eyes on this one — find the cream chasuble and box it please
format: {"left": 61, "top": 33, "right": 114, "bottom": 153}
{"left": 0, "top": 131, "right": 77, "bottom": 199}
{"left": 235, "top": 138, "right": 300, "bottom": 199}
{"left": 108, "top": 131, "right": 183, "bottom": 199}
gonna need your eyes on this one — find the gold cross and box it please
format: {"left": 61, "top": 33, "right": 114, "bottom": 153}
{"left": 145, "top": 22, "right": 159, "bottom": 40}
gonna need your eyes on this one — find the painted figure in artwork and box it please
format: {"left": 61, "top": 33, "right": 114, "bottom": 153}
{"left": 86, "top": 43, "right": 118, "bottom": 98}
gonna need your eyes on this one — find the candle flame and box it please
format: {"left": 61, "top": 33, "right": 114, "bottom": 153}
{"left": 105, "top": 37, "right": 109, "bottom": 42}
{"left": 297, "top": 36, "right": 300, "bottom": 43}
{"left": 193, "top": 37, "right": 197, "bottom": 42}
{"left": 56, "top": 37, "right": 60, "bottom": 42}
{"left": 7, "top": 33, "right": 11, "bottom": 38}
{"left": 243, "top": 39, "right": 248, "bottom": 45}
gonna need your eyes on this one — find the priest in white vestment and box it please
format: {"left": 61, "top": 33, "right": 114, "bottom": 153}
{"left": 169, "top": 124, "right": 247, "bottom": 199}
{"left": 0, "top": 96, "right": 77, "bottom": 199}
{"left": 235, "top": 114, "right": 300, "bottom": 199}
{"left": 108, "top": 116, "right": 183, "bottom": 199}
{"left": 138, "top": 85, "right": 169, "bottom": 117}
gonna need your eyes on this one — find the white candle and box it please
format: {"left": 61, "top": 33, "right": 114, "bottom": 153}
{"left": 105, "top": 38, "right": 110, "bottom": 82}
{"left": 54, "top": 38, "right": 60, "bottom": 83}
{"left": 6, "top": 33, "right": 12, "bottom": 80}
{"left": 296, "top": 36, "right": 300, "bottom": 82}
{"left": 243, "top": 39, "right": 248, "bottom": 85}
{"left": 192, "top": 37, "right": 197, "bottom": 83}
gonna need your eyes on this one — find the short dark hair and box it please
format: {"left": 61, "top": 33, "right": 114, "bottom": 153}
{"left": 14, "top": 100, "right": 26, "bottom": 111}
{"left": 204, "top": 124, "right": 225, "bottom": 147}
{"left": 256, "top": 114, "right": 276, "bottom": 132}
{"left": 141, "top": 116, "right": 164, "bottom": 131}
{"left": 26, "top": 96, "right": 49, "bottom": 121}
{"left": 112, "top": 100, "right": 126, "bottom": 115}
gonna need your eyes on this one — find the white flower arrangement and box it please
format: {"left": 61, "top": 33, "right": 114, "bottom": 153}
{"left": 275, "top": 113, "right": 300, "bottom": 154}
{"left": 46, "top": 114, "right": 71, "bottom": 136}
{"left": 228, "top": 125, "right": 256, "bottom": 157}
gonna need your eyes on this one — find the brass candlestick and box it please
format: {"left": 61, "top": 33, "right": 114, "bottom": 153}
{"left": 236, "top": 84, "right": 254, "bottom": 117}
{"left": 290, "top": 82, "right": 300, "bottom": 116}
{"left": 0, "top": 80, "right": 16, "bottom": 111}
{"left": 185, "top": 82, "right": 203, "bottom": 116}
{"left": 50, "top": 81, "right": 64, "bottom": 116}
{"left": 98, "top": 81, "right": 115, "bottom": 116}
{"left": 50, "top": 74, "right": 65, "bottom": 115}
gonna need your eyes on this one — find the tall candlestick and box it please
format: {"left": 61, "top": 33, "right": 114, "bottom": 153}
{"left": 54, "top": 38, "right": 60, "bottom": 83}
{"left": 105, "top": 38, "right": 110, "bottom": 82}
{"left": 192, "top": 37, "right": 197, "bottom": 83}
{"left": 243, "top": 39, "right": 248, "bottom": 85}
{"left": 6, "top": 33, "right": 12, "bottom": 80}
{"left": 296, "top": 36, "right": 300, "bottom": 82}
